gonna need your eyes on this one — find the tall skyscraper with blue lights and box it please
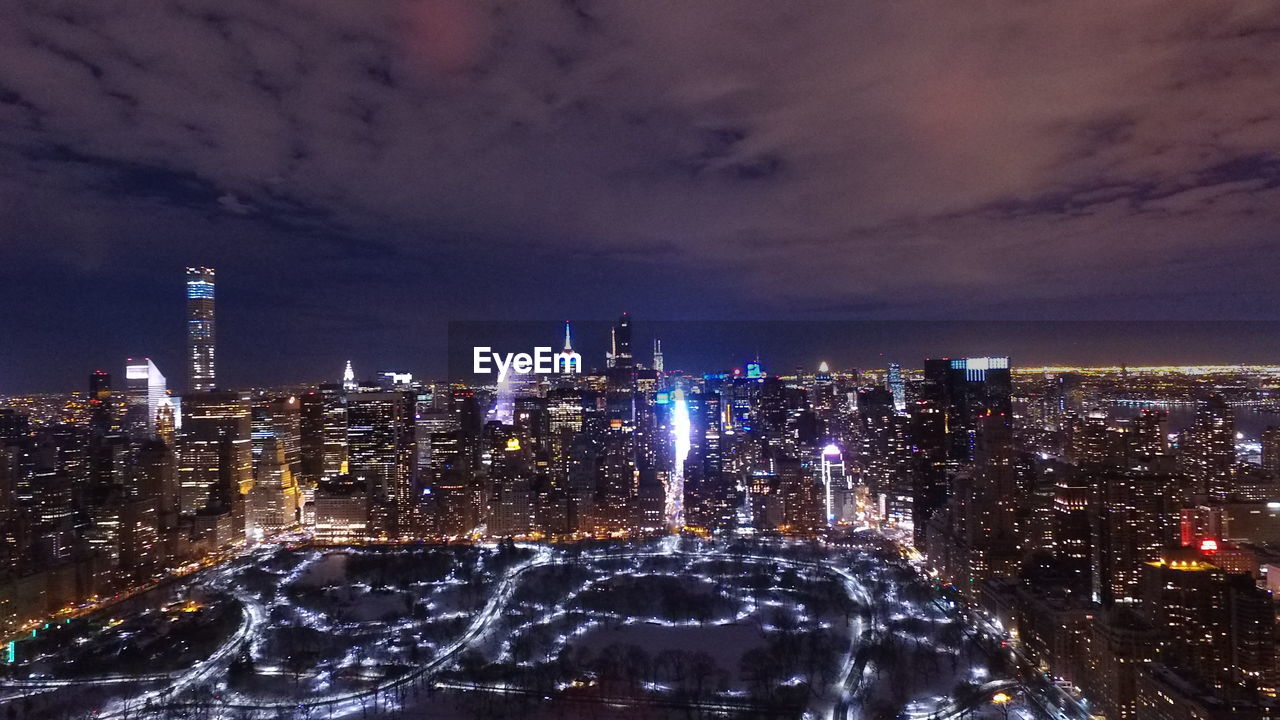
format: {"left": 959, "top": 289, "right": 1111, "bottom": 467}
{"left": 886, "top": 362, "right": 905, "bottom": 413}
{"left": 186, "top": 267, "right": 216, "bottom": 392}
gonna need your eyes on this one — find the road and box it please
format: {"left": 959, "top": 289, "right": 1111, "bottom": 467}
{"left": 97, "top": 545, "right": 555, "bottom": 719}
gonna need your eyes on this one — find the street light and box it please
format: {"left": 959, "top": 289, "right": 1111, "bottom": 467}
{"left": 992, "top": 691, "right": 1012, "bottom": 720}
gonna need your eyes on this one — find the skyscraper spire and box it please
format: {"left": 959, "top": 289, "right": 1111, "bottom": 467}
{"left": 653, "top": 338, "right": 664, "bottom": 373}
{"left": 342, "top": 360, "right": 356, "bottom": 391}
{"left": 614, "top": 312, "right": 632, "bottom": 370}
{"left": 563, "top": 321, "right": 573, "bottom": 353}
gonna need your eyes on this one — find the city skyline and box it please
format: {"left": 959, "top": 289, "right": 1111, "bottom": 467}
{"left": 4, "top": 299, "right": 1279, "bottom": 719}
{"left": 3, "top": 3, "right": 1280, "bottom": 720}
{"left": 3, "top": 2, "right": 1280, "bottom": 390}
{"left": 14, "top": 292, "right": 1280, "bottom": 393}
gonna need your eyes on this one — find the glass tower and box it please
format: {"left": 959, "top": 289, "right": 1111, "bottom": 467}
{"left": 186, "top": 266, "right": 216, "bottom": 392}
{"left": 125, "top": 357, "right": 167, "bottom": 438}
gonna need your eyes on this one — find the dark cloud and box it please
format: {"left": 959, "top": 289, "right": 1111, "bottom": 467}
{"left": 1, "top": 0, "right": 1279, "bottom": 390}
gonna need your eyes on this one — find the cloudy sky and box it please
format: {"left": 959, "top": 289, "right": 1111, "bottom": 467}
{"left": 2, "top": 1, "right": 1279, "bottom": 390}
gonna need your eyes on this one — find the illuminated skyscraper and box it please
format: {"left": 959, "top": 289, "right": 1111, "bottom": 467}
{"left": 90, "top": 369, "right": 111, "bottom": 401}
{"left": 885, "top": 363, "right": 905, "bottom": 413}
{"left": 124, "top": 357, "right": 167, "bottom": 438}
{"left": 347, "top": 391, "right": 415, "bottom": 539}
{"left": 177, "top": 392, "right": 251, "bottom": 537}
{"left": 252, "top": 396, "right": 302, "bottom": 486}
{"left": 1091, "top": 468, "right": 1178, "bottom": 604}
{"left": 322, "top": 384, "right": 349, "bottom": 476}
{"left": 653, "top": 339, "right": 664, "bottom": 374}
{"left": 88, "top": 370, "right": 114, "bottom": 436}
{"left": 1182, "top": 395, "right": 1235, "bottom": 501}
{"left": 608, "top": 312, "right": 632, "bottom": 370}
{"left": 342, "top": 360, "right": 356, "bottom": 391}
{"left": 965, "top": 413, "right": 1022, "bottom": 588}
{"left": 921, "top": 356, "right": 1012, "bottom": 462}
{"left": 248, "top": 437, "right": 301, "bottom": 536}
{"left": 1259, "top": 426, "right": 1278, "bottom": 481}
{"left": 185, "top": 267, "right": 216, "bottom": 392}
{"left": 820, "top": 444, "right": 850, "bottom": 525}
{"left": 1140, "top": 548, "right": 1276, "bottom": 696}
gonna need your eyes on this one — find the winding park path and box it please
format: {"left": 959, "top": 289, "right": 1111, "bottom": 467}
{"left": 23, "top": 540, "right": 1033, "bottom": 720}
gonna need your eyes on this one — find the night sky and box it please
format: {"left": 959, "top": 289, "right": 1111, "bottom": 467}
{"left": 2, "top": 2, "right": 1280, "bottom": 392}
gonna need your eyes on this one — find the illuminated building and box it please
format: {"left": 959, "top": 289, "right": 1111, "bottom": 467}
{"left": 857, "top": 387, "right": 910, "bottom": 527}
{"left": 1091, "top": 469, "right": 1180, "bottom": 604}
{"left": 1181, "top": 502, "right": 1280, "bottom": 546}
{"left": 177, "top": 392, "right": 251, "bottom": 539}
{"left": 966, "top": 412, "right": 1022, "bottom": 587}
{"left": 320, "top": 384, "right": 349, "bottom": 477}
{"left": 251, "top": 396, "right": 302, "bottom": 488}
{"left": 561, "top": 321, "right": 575, "bottom": 363}
{"left": 921, "top": 356, "right": 1012, "bottom": 462}
{"left": 88, "top": 370, "right": 113, "bottom": 436}
{"left": 185, "top": 267, "right": 216, "bottom": 392}
{"left": 598, "top": 428, "right": 636, "bottom": 532}
{"left": 1015, "top": 583, "right": 1094, "bottom": 688}
{"left": 116, "top": 493, "right": 158, "bottom": 570}
{"left": 133, "top": 439, "right": 180, "bottom": 564}
{"left": 685, "top": 384, "right": 736, "bottom": 531}
{"left": 1131, "top": 409, "right": 1171, "bottom": 460}
{"left": 812, "top": 361, "right": 836, "bottom": 418}
{"left": 248, "top": 438, "right": 301, "bottom": 535}
{"left": 489, "top": 432, "right": 533, "bottom": 536}
{"left": 418, "top": 403, "right": 460, "bottom": 479}
{"left": 90, "top": 369, "right": 111, "bottom": 401}
{"left": 632, "top": 468, "right": 665, "bottom": 532}
{"left": 886, "top": 362, "right": 905, "bottom": 413}
{"left": 156, "top": 399, "right": 177, "bottom": 445}
{"left": 1181, "top": 395, "right": 1236, "bottom": 502}
{"left": 1141, "top": 548, "right": 1275, "bottom": 697}
{"left": 652, "top": 338, "right": 664, "bottom": 374}
{"left": 30, "top": 470, "right": 75, "bottom": 562}
{"left": 882, "top": 413, "right": 914, "bottom": 530}
{"left": 1053, "top": 469, "right": 1093, "bottom": 593}
{"left": 313, "top": 475, "right": 367, "bottom": 541}
{"left": 124, "top": 358, "right": 167, "bottom": 439}
{"left": 376, "top": 370, "right": 414, "bottom": 391}
{"left": 512, "top": 396, "right": 547, "bottom": 448}
{"left": 909, "top": 397, "right": 948, "bottom": 546}
{"left": 303, "top": 384, "right": 353, "bottom": 507}
{"left": 1072, "top": 410, "right": 1127, "bottom": 466}
{"left": 565, "top": 432, "right": 598, "bottom": 534}
{"left": 778, "top": 457, "right": 822, "bottom": 538}
{"left": 298, "top": 391, "right": 326, "bottom": 484}
{"left": 342, "top": 360, "right": 357, "bottom": 391}
{"left": 607, "top": 312, "right": 632, "bottom": 370}
{"left": 1136, "top": 664, "right": 1278, "bottom": 720}
{"left": 820, "top": 443, "right": 849, "bottom": 525}
{"left": 1085, "top": 607, "right": 1158, "bottom": 720}
{"left": 346, "top": 391, "right": 415, "bottom": 539}
{"left": 1262, "top": 426, "right": 1279, "bottom": 481}
{"left": 0, "top": 443, "right": 18, "bottom": 571}
{"left": 547, "top": 388, "right": 584, "bottom": 436}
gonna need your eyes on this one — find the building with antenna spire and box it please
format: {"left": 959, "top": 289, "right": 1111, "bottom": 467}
{"left": 342, "top": 360, "right": 356, "bottom": 391}
{"left": 653, "top": 339, "right": 664, "bottom": 374}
